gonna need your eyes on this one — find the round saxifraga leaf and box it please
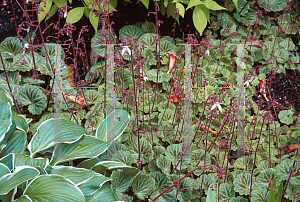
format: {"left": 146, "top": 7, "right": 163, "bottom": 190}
{"left": 16, "top": 84, "right": 47, "bottom": 115}
{"left": 0, "top": 37, "right": 22, "bottom": 59}
{"left": 278, "top": 109, "right": 294, "bottom": 125}
{"left": 255, "top": 168, "right": 281, "bottom": 189}
{"left": 132, "top": 173, "right": 155, "bottom": 200}
{"left": 233, "top": 173, "right": 252, "bottom": 195}
{"left": 119, "top": 25, "right": 144, "bottom": 40}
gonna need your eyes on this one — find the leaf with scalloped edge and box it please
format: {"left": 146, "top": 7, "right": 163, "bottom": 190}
{"left": 119, "top": 25, "right": 144, "bottom": 41}
{"left": 156, "top": 156, "right": 171, "bottom": 175}
{"left": 233, "top": 156, "right": 254, "bottom": 171}
{"left": 233, "top": 173, "right": 252, "bottom": 195}
{"left": 111, "top": 169, "right": 132, "bottom": 198}
{"left": 132, "top": 173, "right": 155, "bottom": 200}
{"left": 255, "top": 168, "right": 281, "bottom": 189}
{"left": 219, "top": 183, "right": 235, "bottom": 201}
{"left": 0, "top": 37, "right": 22, "bottom": 59}
{"left": 137, "top": 33, "right": 156, "bottom": 49}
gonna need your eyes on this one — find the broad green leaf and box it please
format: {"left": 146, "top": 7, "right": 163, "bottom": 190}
{"left": 13, "top": 151, "right": 48, "bottom": 170}
{"left": 50, "top": 134, "right": 107, "bottom": 166}
{"left": 132, "top": 173, "right": 155, "bottom": 200}
{"left": 137, "top": 33, "right": 157, "bottom": 49}
{"left": 91, "top": 29, "right": 117, "bottom": 57}
{"left": 0, "top": 130, "right": 26, "bottom": 158}
{"left": 78, "top": 172, "right": 111, "bottom": 196}
{"left": 12, "top": 111, "right": 29, "bottom": 133}
{"left": 86, "top": 181, "right": 115, "bottom": 202}
{"left": 40, "top": 43, "right": 66, "bottom": 59}
{"left": 233, "top": 156, "right": 254, "bottom": 171}
{"left": 91, "top": 161, "right": 139, "bottom": 177}
{"left": 66, "top": 7, "right": 85, "bottom": 24}
{"left": 89, "top": 11, "right": 99, "bottom": 32}
{"left": 13, "top": 52, "right": 45, "bottom": 72}
{"left": 0, "top": 163, "right": 10, "bottom": 177}
{"left": 156, "top": 156, "right": 171, "bottom": 174}
{"left": 141, "top": 0, "right": 149, "bottom": 9}
{"left": 267, "top": 178, "right": 276, "bottom": 202}
{"left": 0, "top": 153, "right": 13, "bottom": 170}
{"left": 45, "top": 3, "right": 59, "bottom": 21}
{"left": 186, "top": 0, "right": 203, "bottom": 10}
{"left": 28, "top": 118, "right": 85, "bottom": 157}
{"left": 233, "top": 173, "right": 252, "bottom": 195}
{"left": 53, "top": 0, "right": 67, "bottom": 8}
{"left": 95, "top": 110, "right": 130, "bottom": 148}
{"left": 49, "top": 166, "right": 95, "bottom": 186}
{"left": 232, "top": 0, "right": 238, "bottom": 9}
{"left": 276, "top": 159, "right": 300, "bottom": 179}
{"left": 24, "top": 175, "right": 86, "bottom": 202}
{"left": 203, "top": 0, "right": 226, "bottom": 10}
{"left": 165, "top": 144, "right": 191, "bottom": 170}
{"left": 276, "top": 181, "right": 284, "bottom": 202}
{"left": 146, "top": 69, "right": 172, "bottom": 83}
{"left": 38, "top": 0, "right": 53, "bottom": 22}
{"left": 149, "top": 172, "right": 176, "bottom": 202}
{"left": 0, "top": 37, "right": 22, "bottom": 59}
{"left": 0, "top": 102, "right": 12, "bottom": 143}
{"left": 286, "top": 182, "right": 300, "bottom": 201}
{"left": 257, "top": 0, "right": 287, "bottom": 12}
{"left": 0, "top": 166, "right": 39, "bottom": 195}
{"left": 14, "top": 195, "right": 32, "bottom": 202}
{"left": 119, "top": 25, "right": 144, "bottom": 40}
{"left": 193, "top": 5, "right": 207, "bottom": 36}
{"left": 251, "top": 187, "right": 268, "bottom": 202}
{"left": 176, "top": 3, "right": 185, "bottom": 18}
{"left": 274, "top": 49, "right": 289, "bottom": 64}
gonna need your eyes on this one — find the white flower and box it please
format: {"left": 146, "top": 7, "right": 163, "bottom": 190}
{"left": 23, "top": 43, "right": 29, "bottom": 53}
{"left": 143, "top": 76, "right": 149, "bottom": 81}
{"left": 211, "top": 102, "right": 222, "bottom": 112}
{"left": 122, "top": 46, "right": 131, "bottom": 55}
{"left": 244, "top": 80, "right": 252, "bottom": 87}
{"left": 64, "top": 11, "right": 67, "bottom": 18}
{"left": 205, "top": 49, "right": 210, "bottom": 56}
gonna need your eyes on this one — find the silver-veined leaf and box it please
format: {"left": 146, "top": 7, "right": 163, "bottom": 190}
{"left": 132, "top": 173, "right": 155, "bottom": 200}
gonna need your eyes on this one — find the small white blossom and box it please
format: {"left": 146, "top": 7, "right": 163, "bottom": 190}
{"left": 244, "top": 79, "right": 252, "bottom": 87}
{"left": 122, "top": 46, "right": 131, "bottom": 55}
{"left": 143, "top": 76, "right": 149, "bottom": 81}
{"left": 23, "top": 43, "right": 29, "bottom": 53}
{"left": 211, "top": 102, "right": 222, "bottom": 112}
{"left": 64, "top": 11, "right": 67, "bottom": 18}
{"left": 205, "top": 49, "right": 210, "bottom": 56}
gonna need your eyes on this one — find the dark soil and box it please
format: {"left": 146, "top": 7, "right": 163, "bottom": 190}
{"left": 253, "top": 69, "right": 300, "bottom": 124}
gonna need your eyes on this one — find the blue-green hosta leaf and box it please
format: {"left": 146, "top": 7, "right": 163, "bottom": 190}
{"left": 257, "top": 0, "right": 287, "bottom": 12}
{"left": 132, "top": 173, "right": 155, "bottom": 200}
{"left": 0, "top": 163, "right": 10, "bottom": 177}
{"left": 28, "top": 118, "right": 85, "bottom": 157}
{"left": 16, "top": 84, "right": 47, "bottom": 115}
{"left": 274, "top": 49, "right": 289, "bottom": 64}
{"left": 137, "top": 33, "right": 157, "bottom": 49}
{"left": 156, "top": 156, "right": 171, "bottom": 175}
{"left": 149, "top": 172, "right": 176, "bottom": 202}
{"left": 255, "top": 168, "right": 281, "bottom": 189}
{"left": 48, "top": 166, "right": 95, "bottom": 186}
{"left": 146, "top": 69, "right": 172, "bottom": 83}
{"left": 0, "top": 130, "right": 26, "bottom": 158}
{"left": 0, "top": 37, "right": 22, "bottom": 59}
{"left": 50, "top": 134, "right": 107, "bottom": 166}
{"left": 24, "top": 174, "right": 86, "bottom": 201}
{"left": 91, "top": 161, "right": 139, "bottom": 177}
{"left": 76, "top": 158, "right": 101, "bottom": 170}
{"left": 219, "top": 183, "right": 235, "bottom": 201}
{"left": 86, "top": 181, "right": 115, "bottom": 202}
{"left": 119, "top": 25, "right": 144, "bottom": 40}
{"left": 0, "top": 102, "right": 12, "bottom": 143}
{"left": 0, "top": 166, "right": 40, "bottom": 195}
{"left": 251, "top": 186, "right": 268, "bottom": 202}
{"left": 14, "top": 195, "right": 31, "bottom": 201}
{"left": 96, "top": 109, "right": 130, "bottom": 148}
{"left": 13, "top": 151, "right": 48, "bottom": 170}
{"left": 278, "top": 108, "right": 294, "bottom": 125}
{"left": 0, "top": 89, "right": 13, "bottom": 106}
{"left": 91, "top": 30, "right": 117, "bottom": 58}
{"left": 233, "top": 173, "right": 252, "bottom": 195}
{"left": 111, "top": 169, "right": 132, "bottom": 196}
{"left": 233, "top": 156, "right": 254, "bottom": 171}
{"left": 78, "top": 172, "right": 111, "bottom": 196}
{"left": 165, "top": 144, "right": 191, "bottom": 170}
{"left": 0, "top": 153, "right": 13, "bottom": 170}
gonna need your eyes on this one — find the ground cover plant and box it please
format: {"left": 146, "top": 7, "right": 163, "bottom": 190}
{"left": 0, "top": 0, "right": 300, "bottom": 201}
